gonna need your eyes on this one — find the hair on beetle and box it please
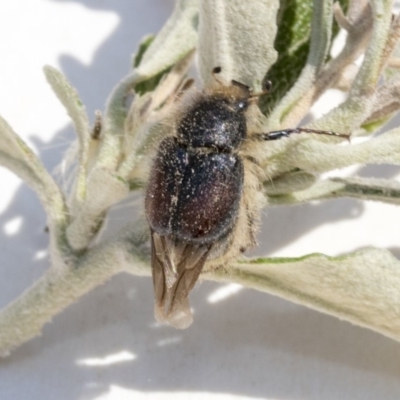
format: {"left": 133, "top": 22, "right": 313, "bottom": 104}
{"left": 144, "top": 67, "right": 349, "bottom": 329}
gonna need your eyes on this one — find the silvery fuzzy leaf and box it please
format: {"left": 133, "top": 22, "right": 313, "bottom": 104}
{"left": 208, "top": 248, "right": 400, "bottom": 342}
{"left": 43, "top": 65, "right": 90, "bottom": 202}
{"left": 66, "top": 167, "right": 129, "bottom": 250}
{"left": 198, "top": 0, "right": 279, "bottom": 90}
{"left": 135, "top": 0, "right": 198, "bottom": 80}
{"left": 0, "top": 115, "right": 66, "bottom": 223}
{"left": 267, "top": 177, "right": 400, "bottom": 206}
{"left": 272, "top": 127, "right": 400, "bottom": 176}
{"left": 99, "top": 0, "right": 198, "bottom": 169}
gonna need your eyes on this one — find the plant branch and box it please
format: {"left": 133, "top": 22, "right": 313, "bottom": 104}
{"left": 310, "top": 0, "right": 394, "bottom": 133}
{"left": 0, "top": 225, "right": 149, "bottom": 357}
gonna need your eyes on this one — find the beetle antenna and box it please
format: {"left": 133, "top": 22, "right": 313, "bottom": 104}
{"left": 258, "top": 127, "right": 350, "bottom": 141}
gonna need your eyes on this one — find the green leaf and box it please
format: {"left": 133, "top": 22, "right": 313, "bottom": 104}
{"left": 260, "top": 0, "right": 348, "bottom": 116}
{"left": 133, "top": 35, "right": 155, "bottom": 68}
{"left": 260, "top": 0, "right": 313, "bottom": 114}
{"left": 133, "top": 35, "right": 172, "bottom": 96}
{"left": 265, "top": 0, "right": 336, "bottom": 129}
{"left": 134, "top": 68, "right": 172, "bottom": 96}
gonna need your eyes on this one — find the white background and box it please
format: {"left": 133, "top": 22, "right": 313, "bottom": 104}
{"left": 1, "top": 1, "right": 400, "bottom": 399}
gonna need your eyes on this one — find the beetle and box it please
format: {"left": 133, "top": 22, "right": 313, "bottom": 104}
{"left": 145, "top": 67, "right": 348, "bottom": 328}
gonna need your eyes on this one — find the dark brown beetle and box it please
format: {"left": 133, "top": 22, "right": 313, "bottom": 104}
{"left": 145, "top": 68, "right": 348, "bottom": 328}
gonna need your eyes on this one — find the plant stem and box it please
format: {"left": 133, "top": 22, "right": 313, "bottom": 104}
{"left": 0, "top": 226, "right": 149, "bottom": 356}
